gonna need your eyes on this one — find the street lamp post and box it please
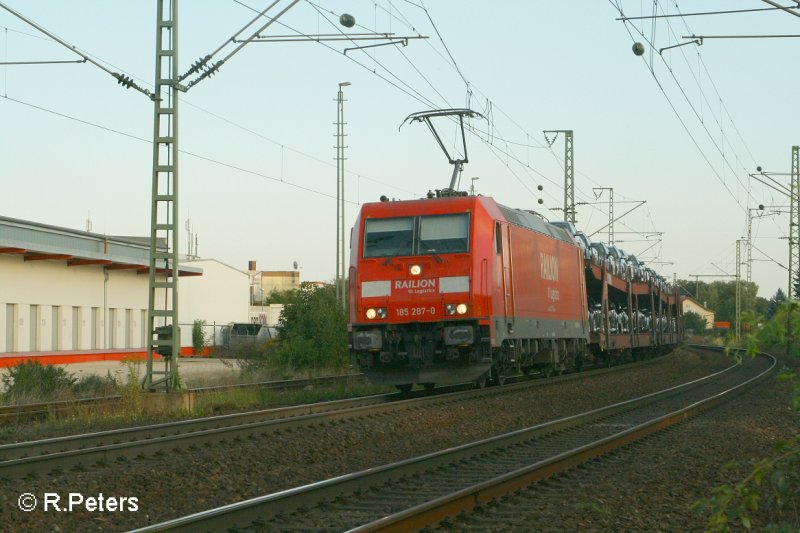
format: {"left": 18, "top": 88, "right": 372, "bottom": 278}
{"left": 336, "top": 82, "right": 351, "bottom": 311}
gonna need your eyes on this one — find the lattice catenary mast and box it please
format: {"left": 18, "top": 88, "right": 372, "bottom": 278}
{"left": 543, "top": 130, "right": 575, "bottom": 225}
{"left": 144, "top": 0, "right": 181, "bottom": 391}
{"left": 790, "top": 146, "right": 799, "bottom": 298}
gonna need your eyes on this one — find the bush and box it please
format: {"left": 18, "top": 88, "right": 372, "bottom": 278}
{"left": 2, "top": 361, "right": 76, "bottom": 403}
{"left": 192, "top": 319, "right": 207, "bottom": 355}
{"left": 73, "top": 373, "right": 119, "bottom": 397}
{"left": 236, "top": 283, "right": 348, "bottom": 375}
{"left": 272, "top": 283, "right": 348, "bottom": 371}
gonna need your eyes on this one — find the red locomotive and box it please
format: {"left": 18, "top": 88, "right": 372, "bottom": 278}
{"left": 348, "top": 110, "right": 682, "bottom": 390}
{"left": 348, "top": 192, "right": 682, "bottom": 390}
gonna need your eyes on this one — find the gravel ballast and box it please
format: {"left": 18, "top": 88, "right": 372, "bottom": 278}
{"left": 2, "top": 347, "right": 794, "bottom": 532}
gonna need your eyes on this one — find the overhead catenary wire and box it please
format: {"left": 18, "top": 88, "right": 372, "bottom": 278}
{"left": 609, "top": 0, "right": 749, "bottom": 214}
{"left": 0, "top": 1, "right": 152, "bottom": 98}
{"left": 0, "top": 93, "right": 361, "bottom": 205}
{"left": 328, "top": 0, "right": 662, "bottom": 246}
{"left": 616, "top": 6, "right": 787, "bottom": 20}
{"left": 608, "top": 1, "right": 791, "bottom": 277}
{"left": 280, "top": 0, "right": 564, "bottom": 208}
{"left": 662, "top": 0, "right": 789, "bottom": 256}
{"left": 4, "top": 1, "right": 789, "bottom": 292}
{"left": 185, "top": 0, "right": 302, "bottom": 89}
{"left": 628, "top": 2, "right": 761, "bottom": 211}
{"left": 0, "top": 10, "right": 420, "bottom": 198}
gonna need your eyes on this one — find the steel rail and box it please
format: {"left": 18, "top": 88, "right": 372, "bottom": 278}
{"left": 0, "top": 372, "right": 365, "bottom": 425}
{"left": 351, "top": 347, "right": 776, "bottom": 531}
{"left": 0, "top": 353, "right": 667, "bottom": 476}
{"left": 127, "top": 346, "right": 763, "bottom": 533}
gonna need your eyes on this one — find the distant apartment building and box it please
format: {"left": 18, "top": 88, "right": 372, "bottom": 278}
{"left": 247, "top": 261, "right": 301, "bottom": 304}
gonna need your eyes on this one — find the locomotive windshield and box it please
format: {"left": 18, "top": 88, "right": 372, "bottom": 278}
{"left": 363, "top": 217, "right": 414, "bottom": 257}
{"left": 363, "top": 213, "right": 470, "bottom": 257}
{"left": 419, "top": 214, "right": 469, "bottom": 253}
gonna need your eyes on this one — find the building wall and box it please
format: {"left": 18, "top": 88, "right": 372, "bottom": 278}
{"left": 1, "top": 254, "right": 251, "bottom": 355}
{"left": 682, "top": 298, "right": 714, "bottom": 328}
{"left": 259, "top": 270, "right": 300, "bottom": 297}
{"left": 179, "top": 259, "right": 250, "bottom": 346}
{"left": 249, "top": 304, "right": 284, "bottom": 327}
{"left": 0, "top": 254, "right": 149, "bottom": 353}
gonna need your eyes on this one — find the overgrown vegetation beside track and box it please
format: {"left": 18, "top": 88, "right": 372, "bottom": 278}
{"left": 695, "top": 302, "right": 800, "bottom": 531}
{"left": 0, "top": 368, "right": 391, "bottom": 444}
{"left": 234, "top": 282, "right": 349, "bottom": 376}
{"left": 1, "top": 360, "right": 120, "bottom": 404}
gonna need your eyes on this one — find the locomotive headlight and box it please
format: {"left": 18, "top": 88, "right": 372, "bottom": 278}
{"left": 445, "top": 303, "right": 456, "bottom": 315}
{"left": 365, "top": 308, "right": 386, "bottom": 320}
{"left": 456, "top": 303, "right": 468, "bottom": 315}
{"left": 410, "top": 264, "right": 422, "bottom": 276}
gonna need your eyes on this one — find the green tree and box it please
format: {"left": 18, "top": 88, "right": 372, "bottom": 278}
{"left": 677, "top": 279, "right": 759, "bottom": 324}
{"left": 683, "top": 310, "right": 708, "bottom": 332}
{"left": 765, "top": 288, "right": 786, "bottom": 320}
{"left": 191, "top": 319, "right": 207, "bottom": 355}
{"left": 264, "top": 288, "right": 298, "bottom": 305}
{"left": 794, "top": 269, "right": 800, "bottom": 299}
{"left": 272, "top": 282, "right": 348, "bottom": 371}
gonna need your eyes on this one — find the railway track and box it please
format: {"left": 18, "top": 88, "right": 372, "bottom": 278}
{"left": 129, "top": 346, "right": 774, "bottom": 532}
{"left": 0, "top": 372, "right": 366, "bottom": 425}
{"left": 0, "top": 353, "right": 664, "bottom": 478}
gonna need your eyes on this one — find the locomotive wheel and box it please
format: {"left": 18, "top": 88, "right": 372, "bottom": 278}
{"left": 474, "top": 372, "right": 488, "bottom": 389}
{"left": 491, "top": 365, "right": 507, "bottom": 386}
{"left": 396, "top": 384, "right": 413, "bottom": 393}
{"left": 422, "top": 382, "right": 435, "bottom": 391}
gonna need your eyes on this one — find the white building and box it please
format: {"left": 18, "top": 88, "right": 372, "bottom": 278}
{"left": 681, "top": 296, "right": 715, "bottom": 329}
{"left": 0, "top": 215, "right": 248, "bottom": 357}
{"left": 180, "top": 258, "right": 250, "bottom": 346}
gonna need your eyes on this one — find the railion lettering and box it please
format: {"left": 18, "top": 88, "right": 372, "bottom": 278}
{"left": 540, "top": 253, "right": 559, "bottom": 281}
{"left": 394, "top": 279, "right": 436, "bottom": 290}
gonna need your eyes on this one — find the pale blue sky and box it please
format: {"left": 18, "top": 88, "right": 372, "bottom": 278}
{"left": 1, "top": 1, "right": 798, "bottom": 299}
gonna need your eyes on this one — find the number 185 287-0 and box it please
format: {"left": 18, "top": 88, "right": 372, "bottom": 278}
{"left": 396, "top": 306, "right": 436, "bottom": 317}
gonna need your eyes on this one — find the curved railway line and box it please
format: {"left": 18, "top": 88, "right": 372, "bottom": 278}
{"left": 129, "top": 346, "right": 775, "bottom": 532}
{"left": 0, "top": 353, "right": 665, "bottom": 478}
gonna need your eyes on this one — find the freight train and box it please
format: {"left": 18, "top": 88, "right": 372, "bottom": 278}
{"left": 347, "top": 191, "right": 682, "bottom": 391}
